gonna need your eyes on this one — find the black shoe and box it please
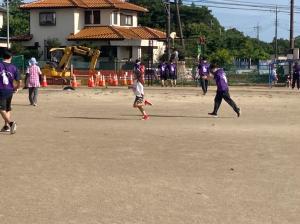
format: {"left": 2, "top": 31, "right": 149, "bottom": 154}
{"left": 0, "top": 125, "right": 10, "bottom": 132}
{"left": 208, "top": 112, "right": 218, "bottom": 117}
{"left": 237, "top": 108, "right": 241, "bottom": 117}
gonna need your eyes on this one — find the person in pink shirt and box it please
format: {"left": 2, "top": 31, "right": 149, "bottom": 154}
{"left": 26, "top": 57, "right": 41, "bottom": 106}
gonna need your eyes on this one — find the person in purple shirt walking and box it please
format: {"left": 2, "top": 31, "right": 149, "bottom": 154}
{"left": 0, "top": 49, "right": 21, "bottom": 134}
{"left": 208, "top": 63, "right": 241, "bottom": 117}
{"left": 198, "top": 57, "right": 210, "bottom": 95}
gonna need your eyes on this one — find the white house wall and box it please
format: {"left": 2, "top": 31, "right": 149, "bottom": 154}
{"left": 25, "top": 8, "right": 76, "bottom": 48}
{"left": 0, "top": 13, "right": 3, "bottom": 29}
{"left": 153, "top": 41, "right": 165, "bottom": 63}
{"left": 74, "top": 9, "right": 84, "bottom": 34}
{"left": 132, "top": 46, "right": 142, "bottom": 60}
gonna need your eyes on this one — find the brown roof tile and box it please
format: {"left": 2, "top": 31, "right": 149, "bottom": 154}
{"left": 67, "top": 26, "right": 166, "bottom": 40}
{"left": 21, "top": 0, "right": 148, "bottom": 12}
{"left": 68, "top": 26, "right": 123, "bottom": 40}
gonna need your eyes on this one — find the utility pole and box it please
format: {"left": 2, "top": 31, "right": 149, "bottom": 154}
{"left": 289, "top": 0, "right": 294, "bottom": 75}
{"left": 6, "top": 0, "right": 9, "bottom": 48}
{"left": 162, "top": 0, "right": 171, "bottom": 60}
{"left": 175, "top": 0, "right": 185, "bottom": 50}
{"left": 253, "top": 23, "right": 260, "bottom": 41}
{"left": 275, "top": 5, "right": 278, "bottom": 60}
{"left": 290, "top": 0, "right": 295, "bottom": 51}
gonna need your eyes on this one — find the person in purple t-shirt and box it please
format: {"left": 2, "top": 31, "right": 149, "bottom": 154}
{"left": 0, "top": 49, "right": 21, "bottom": 134}
{"left": 158, "top": 60, "right": 168, "bottom": 87}
{"left": 208, "top": 63, "right": 241, "bottom": 117}
{"left": 168, "top": 60, "right": 177, "bottom": 87}
{"left": 292, "top": 62, "right": 300, "bottom": 90}
{"left": 197, "top": 57, "right": 210, "bottom": 95}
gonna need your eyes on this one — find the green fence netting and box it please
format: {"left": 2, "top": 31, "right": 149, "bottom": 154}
{"left": 0, "top": 55, "right": 25, "bottom": 75}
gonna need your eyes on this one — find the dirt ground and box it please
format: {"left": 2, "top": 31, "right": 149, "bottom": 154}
{"left": 1, "top": 86, "right": 300, "bottom": 224}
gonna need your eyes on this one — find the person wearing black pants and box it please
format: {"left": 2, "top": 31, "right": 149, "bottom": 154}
{"left": 198, "top": 57, "right": 210, "bottom": 95}
{"left": 292, "top": 73, "right": 300, "bottom": 90}
{"left": 212, "top": 91, "right": 240, "bottom": 116}
{"left": 208, "top": 63, "right": 241, "bottom": 117}
{"left": 199, "top": 77, "right": 208, "bottom": 94}
{"left": 292, "top": 62, "right": 300, "bottom": 90}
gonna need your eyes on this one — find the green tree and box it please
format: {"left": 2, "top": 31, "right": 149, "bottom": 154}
{"left": 0, "top": 0, "right": 29, "bottom": 36}
{"left": 46, "top": 38, "right": 61, "bottom": 48}
{"left": 10, "top": 42, "right": 41, "bottom": 60}
{"left": 129, "top": 0, "right": 273, "bottom": 62}
{"left": 209, "top": 49, "right": 233, "bottom": 69}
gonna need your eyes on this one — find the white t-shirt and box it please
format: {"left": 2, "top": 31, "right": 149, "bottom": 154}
{"left": 132, "top": 80, "right": 144, "bottom": 97}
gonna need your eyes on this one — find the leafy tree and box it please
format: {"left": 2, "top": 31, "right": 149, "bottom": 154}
{"left": 46, "top": 38, "right": 61, "bottom": 48}
{"left": 209, "top": 49, "right": 234, "bottom": 69}
{"left": 10, "top": 42, "right": 41, "bottom": 60}
{"left": 0, "top": 0, "right": 29, "bottom": 36}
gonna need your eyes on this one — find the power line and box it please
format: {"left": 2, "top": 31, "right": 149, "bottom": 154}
{"left": 183, "top": 0, "right": 300, "bottom": 10}
{"left": 182, "top": 0, "right": 300, "bottom": 13}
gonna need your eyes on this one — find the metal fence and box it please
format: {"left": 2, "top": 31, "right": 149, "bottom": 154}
{"left": 37, "top": 57, "right": 293, "bottom": 86}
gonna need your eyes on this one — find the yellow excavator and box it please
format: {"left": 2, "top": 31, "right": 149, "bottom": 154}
{"left": 42, "top": 45, "right": 100, "bottom": 78}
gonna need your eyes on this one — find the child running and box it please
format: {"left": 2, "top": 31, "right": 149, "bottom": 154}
{"left": 130, "top": 73, "right": 152, "bottom": 120}
{"left": 208, "top": 63, "right": 241, "bottom": 118}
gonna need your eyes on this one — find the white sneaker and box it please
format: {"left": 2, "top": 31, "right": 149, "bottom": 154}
{"left": 10, "top": 122, "right": 17, "bottom": 134}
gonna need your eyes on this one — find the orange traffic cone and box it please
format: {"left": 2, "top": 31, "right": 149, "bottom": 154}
{"left": 112, "top": 74, "right": 118, "bottom": 86}
{"left": 98, "top": 74, "right": 103, "bottom": 86}
{"left": 122, "top": 73, "right": 127, "bottom": 86}
{"left": 71, "top": 74, "right": 78, "bottom": 88}
{"left": 108, "top": 74, "right": 113, "bottom": 86}
{"left": 88, "top": 76, "right": 95, "bottom": 87}
{"left": 127, "top": 73, "right": 133, "bottom": 85}
{"left": 102, "top": 74, "right": 106, "bottom": 87}
{"left": 41, "top": 75, "right": 48, "bottom": 87}
{"left": 97, "top": 72, "right": 103, "bottom": 86}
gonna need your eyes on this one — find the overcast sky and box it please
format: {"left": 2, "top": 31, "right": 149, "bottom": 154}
{"left": 184, "top": 0, "right": 300, "bottom": 43}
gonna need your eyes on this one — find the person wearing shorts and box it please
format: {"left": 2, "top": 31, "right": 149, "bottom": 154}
{"left": 0, "top": 49, "right": 21, "bottom": 134}
{"left": 129, "top": 73, "right": 152, "bottom": 120}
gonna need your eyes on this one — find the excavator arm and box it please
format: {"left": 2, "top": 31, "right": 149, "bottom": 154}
{"left": 43, "top": 45, "right": 100, "bottom": 77}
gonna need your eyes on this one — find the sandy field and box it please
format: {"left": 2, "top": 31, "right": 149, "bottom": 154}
{"left": 0, "top": 86, "right": 300, "bottom": 224}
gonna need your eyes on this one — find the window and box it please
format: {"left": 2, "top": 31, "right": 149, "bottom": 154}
{"left": 85, "top": 11, "right": 92, "bottom": 24}
{"left": 84, "top": 10, "right": 101, "bottom": 25}
{"left": 121, "top": 14, "right": 133, "bottom": 26}
{"left": 39, "top": 12, "right": 56, "bottom": 26}
{"left": 125, "top": 15, "right": 132, "bottom": 26}
{"left": 112, "top": 12, "right": 118, "bottom": 25}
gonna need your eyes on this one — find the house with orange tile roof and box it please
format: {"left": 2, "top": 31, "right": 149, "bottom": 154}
{"left": 20, "top": 0, "right": 166, "bottom": 62}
